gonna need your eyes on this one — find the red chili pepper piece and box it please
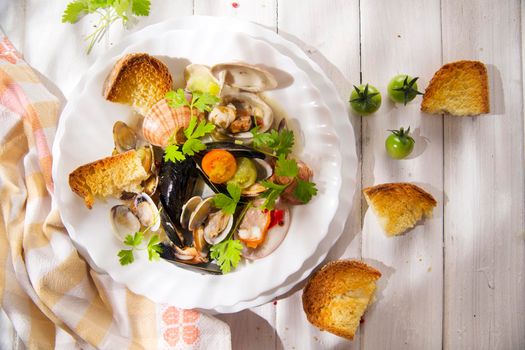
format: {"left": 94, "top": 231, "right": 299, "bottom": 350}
{"left": 268, "top": 209, "right": 285, "bottom": 230}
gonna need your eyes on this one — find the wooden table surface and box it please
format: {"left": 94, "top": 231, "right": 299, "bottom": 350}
{"left": 1, "top": 0, "right": 524, "bottom": 349}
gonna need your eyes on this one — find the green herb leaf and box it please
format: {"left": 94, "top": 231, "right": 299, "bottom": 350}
{"left": 62, "top": 0, "right": 151, "bottom": 54}
{"left": 182, "top": 138, "right": 207, "bottom": 156}
{"left": 124, "top": 232, "right": 143, "bottom": 248}
{"left": 260, "top": 180, "right": 288, "bottom": 210}
{"left": 251, "top": 127, "right": 295, "bottom": 157}
{"left": 118, "top": 249, "right": 135, "bottom": 265}
{"left": 164, "top": 144, "right": 185, "bottom": 163}
{"left": 166, "top": 89, "right": 190, "bottom": 109}
{"left": 147, "top": 234, "right": 163, "bottom": 261}
{"left": 210, "top": 239, "right": 243, "bottom": 274}
{"left": 294, "top": 179, "right": 318, "bottom": 204}
{"left": 275, "top": 155, "right": 299, "bottom": 177}
{"left": 192, "top": 91, "right": 220, "bottom": 112}
{"left": 213, "top": 183, "right": 242, "bottom": 215}
{"left": 132, "top": 0, "right": 151, "bottom": 16}
{"left": 191, "top": 119, "right": 216, "bottom": 139}
{"left": 62, "top": 0, "right": 89, "bottom": 23}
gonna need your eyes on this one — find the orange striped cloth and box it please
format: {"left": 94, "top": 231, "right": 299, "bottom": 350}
{"left": 0, "top": 32, "right": 231, "bottom": 349}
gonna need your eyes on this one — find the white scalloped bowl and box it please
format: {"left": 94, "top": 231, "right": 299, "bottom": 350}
{"left": 53, "top": 29, "right": 342, "bottom": 311}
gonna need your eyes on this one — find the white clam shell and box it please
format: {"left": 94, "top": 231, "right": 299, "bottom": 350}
{"left": 211, "top": 62, "right": 277, "bottom": 92}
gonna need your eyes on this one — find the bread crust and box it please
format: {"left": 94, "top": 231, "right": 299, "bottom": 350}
{"left": 302, "top": 260, "right": 381, "bottom": 340}
{"left": 69, "top": 150, "right": 148, "bottom": 209}
{"left": 103, "top": 53, "right": 173, "bottom": 114}
{"left": 421, "top": 60, "right": 489, "bottom": 116}
{"left": 363, "top": 183, "right": 437, "bottom": 236}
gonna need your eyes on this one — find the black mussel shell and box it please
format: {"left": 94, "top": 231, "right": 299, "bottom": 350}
{"left": 160, "top": 243, "right": 222, "bottom": 275}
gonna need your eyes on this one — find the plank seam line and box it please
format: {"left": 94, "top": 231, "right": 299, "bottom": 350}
{"left": 357, "top": 0, "right": 364, "bottom": 348}
{"left": 439, "top": 0, "right": 445, "bottom": 349}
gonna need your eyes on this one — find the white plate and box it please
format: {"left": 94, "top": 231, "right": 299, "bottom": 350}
{"left": 80, "top": 17, "right": 359, "bottom": 313}
{"left": 53, "top": 27, "right": 344, "bottom": 310}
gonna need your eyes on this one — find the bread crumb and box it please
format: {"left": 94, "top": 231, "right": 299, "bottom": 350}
{"left": 427, "top": 266, "right": 432, "bottom": 272}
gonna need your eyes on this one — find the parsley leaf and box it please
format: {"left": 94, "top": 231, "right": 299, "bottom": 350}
{"left": 210, "top": 239, "right": 243, "bottom": 274}
{"left": 191, "top": 118, "right": 216, "bottom": 139}
{"left": 275, "top": 154, "right": 299, "bottom": 177}
{"left": 166, "top": 89, "right": 190, "bottom": 109}
{"left": 260, "top": 180, "right": 288, "bottom": 210}
{"left": 294, "top": 179, "right": 318, "bottom": 204}
{"left": 118, "top": 249, "right": 135, "bottom": 265}
{"left": 62, "top": 1, "right": 89, "bottom": 23}
{"left": 182, "top": 138, "right": 207, "bottom": 156}
{"left": 183, "top": 115, "right": 198, "bottom": 139}
{"left": 213, "top": 183, "right": 242, "bottom": 215}
{"left": 147, "top": 234, "right": 163, "bottom": 261}
{"left": 251, "top": 127, "right": 294, "bottom": 157}
{"left": 192, "top": 91, "right": 221, "bottom": 112}
{"left": 124, "top": 232, "right": 143, "bottom": 247}
{"left": 163, "top": 144, "right": 185, "bottom": 163}
{"left": 132, "top": 0, "right": 151, "bottom": 16}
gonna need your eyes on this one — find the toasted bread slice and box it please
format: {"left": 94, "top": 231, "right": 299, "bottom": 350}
{"left": 69, "top": 149, "right": 149, "bottom": 209}
{"left": 363, "top": 183, "right": 437, "bottom": 236}
{"left": 421, "top": 60, "right": 489, "bottom": 116}
{"left": 302, "top": 260, "right": 381, "bottom": 340}
{"left": 103, "top": 53, "right": 173, "bottom": 115}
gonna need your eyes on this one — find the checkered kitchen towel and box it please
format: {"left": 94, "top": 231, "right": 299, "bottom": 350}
{"left": 0, "top": 31, "right": 231, "bottom": 349}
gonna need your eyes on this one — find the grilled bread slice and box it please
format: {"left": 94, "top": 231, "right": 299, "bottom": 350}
{"left": 103, "top": 53, "right": 173, "bottom": 115}
{"left": 69, "top": 149, "right": 149, "bottom": 209}
{"left": 363, "top": 183, "right": 437, "bottom": 236}
{"left": 303, "top": 260, "right": 381, "bottom": 340}
{"left": 421, "top": 60, "right": 489, "bottom": 116}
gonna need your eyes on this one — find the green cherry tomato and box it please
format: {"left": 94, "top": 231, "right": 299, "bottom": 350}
{"left": 387, "top": 75, "right": 423, "bottom": 105}
{"left": 385, "top": 127, "right": 415, "bottom": 159}
{"left": 349, "top": 84, "right": 382, "bottom": 115}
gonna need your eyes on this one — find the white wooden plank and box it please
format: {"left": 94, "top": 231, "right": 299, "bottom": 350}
{"left": 441, "top": 1, "right": 525, "bottom": 349}
{"left": 276, "top": 1, "right": 362, "bottom": 349}
{"left": 191, "top": 2, "right": 278, "bottom": 349}
{"left": 360, "top": 0, "right": 443, "bottom": 349}
{"left": 194, "top": 0, "right": 277, "bottom": 30}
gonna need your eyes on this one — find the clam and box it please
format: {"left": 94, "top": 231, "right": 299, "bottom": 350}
{"left": 203, "top": 211, "right": 234, "bottom": 245}
{"left": 110, "top": 205, "right": 141, "bottom": 240}
{"left": 209, "top": 104, "right": 237, "bottom": 129}
{"left": 211, "top": 62, "right": 277, "bottom": 93}
{"left": 113, "top": 121, "right": 137, "bottom": 153}
{"left": 142, "top": 99, "right": 204, "bottom": 148}
{"left": 184, "top": 64, "right": 221, "bottom": 96}
{"left": 133, "top": 193, "right": 160, "bottom": 231}
{"left": 218, "top": 92, "right": 274, "bottom": 139}
{"left": 188, "top": 197, "right": 214, "bottom": 231}
{"left": 180, "top": 196, "right": 202, "bottom": 229}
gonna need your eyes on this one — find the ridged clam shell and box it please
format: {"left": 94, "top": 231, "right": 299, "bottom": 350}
{"left": 142, "top": 99, "right": 203, "bottom": 148}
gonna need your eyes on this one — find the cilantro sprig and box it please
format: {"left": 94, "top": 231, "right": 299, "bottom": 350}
{"left": 62, "top": 0, "right": 151, "bottom": 54}
{"left": 117, "top": 208, "right": 163, "bottom": 265}
{"left": 260, "top": 155, "right": 318, "bottom": 210}
{"left": 251, "top": 126, "right": 295, "bottom": 157}
{"left": 163, "top": 90, "right": 219, "bottom": 163}
{"left": 213, "top": 183, "right": 242, "bottom": 215}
